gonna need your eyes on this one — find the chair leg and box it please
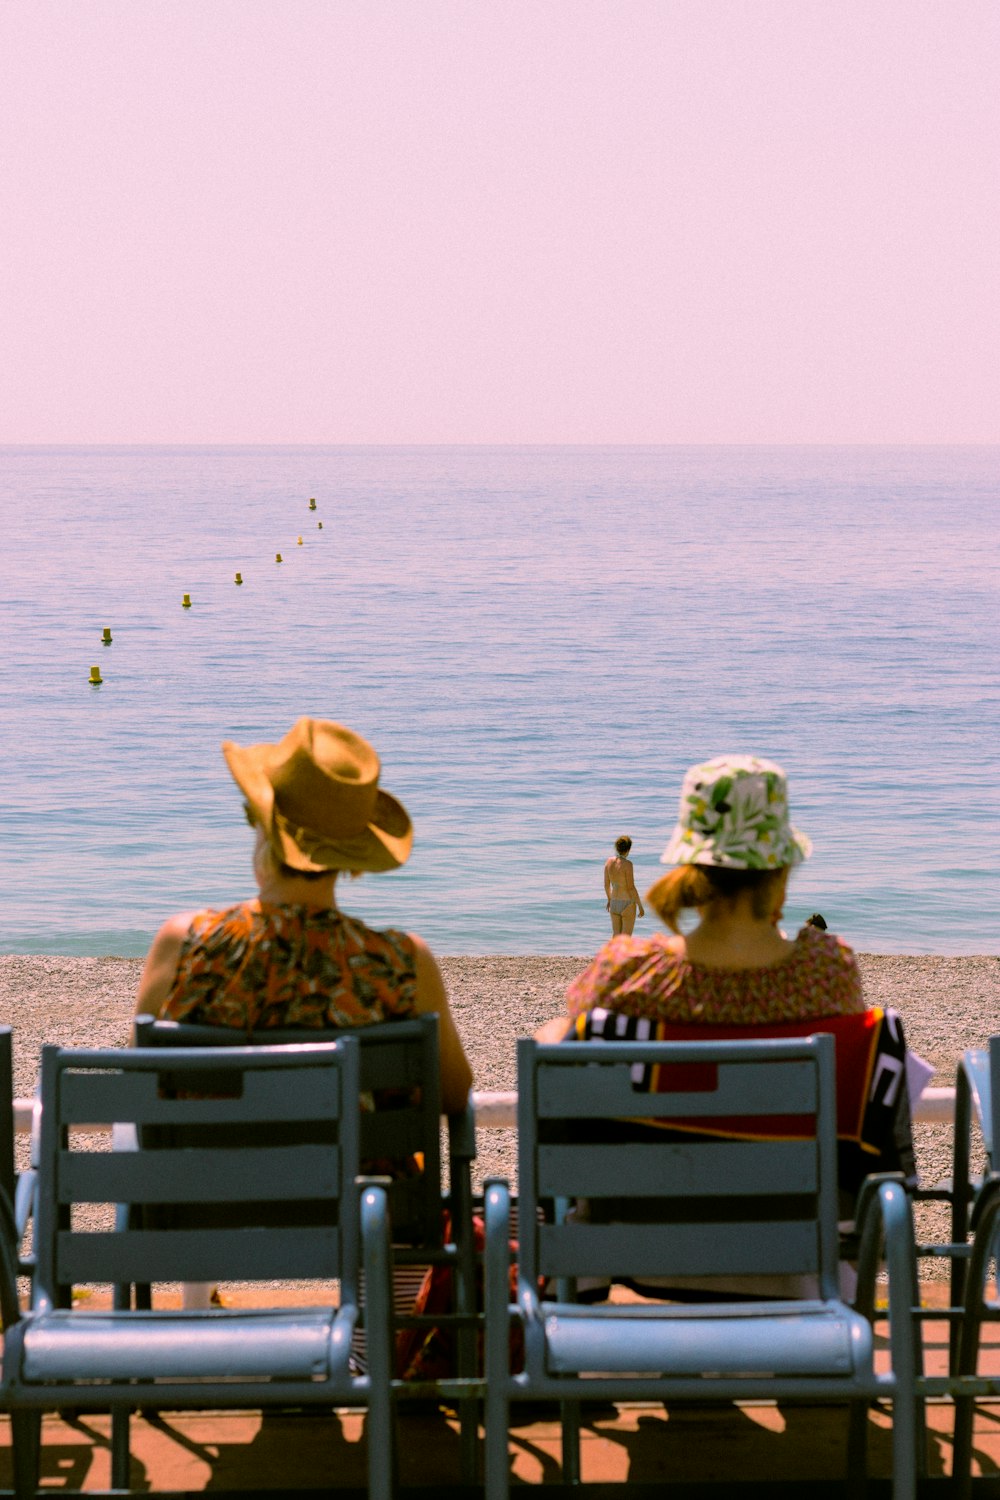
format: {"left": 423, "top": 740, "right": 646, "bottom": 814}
{"left": 458, "top": 1395, "right": 481, "bottom": 1485}
{"left": 11, "top": 1409, "right": 41, "bottom": 1500}
{"left": 484, "top": 1385, "right": 510, "bottom": 1500}
{"left": 951, "top": 1188, "right": 1000, "bottom": 1500}
{"left": 360, "top": 1182, "right": 397, "bottom": 1500}
{"left": 952, "top": 1395, "right": 975, "bottom": 1500}
{"left": 846, "top": 1397, "right": 869, "bottom": 1494}
{"left": 365, "top": 1393, "right": 396, "bottom": 1500}
{"left": 454, "top": 1277, "right": 481, "bottom": 1483}
{"left": 913, "top": 1382, "right": 929, "bottom": 1479}
{"left": 561, "top": 1398, "right": 582, "bottom": 1484}
{"left": 483, "top": 1180, "right": 514, "bottom": 1500}
{"left": 110, "top": 1407, "right": 131, "bottom": 1489}
{"left": 889, "top": 1383, "right": 917, "bottom": 1500}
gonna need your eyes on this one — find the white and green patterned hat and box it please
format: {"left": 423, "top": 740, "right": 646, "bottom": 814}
{"left": 660, "top": 755, "right": 812, "bottom": 869}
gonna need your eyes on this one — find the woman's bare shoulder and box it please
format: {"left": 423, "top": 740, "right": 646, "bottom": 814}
{"left": 407, "top": 932, "right": 448, "bottom": 1002}
{"left": 135, "top": 911, "right": 198, "bottom": 1016}
{"left": 145, "top": 910, "right": 199, "bottom": 966}
{"left": 157, "top": 910, "right": 200, "bottom": 942}
{"left": 407, "top": 930, "right": 435, "bottom": 965}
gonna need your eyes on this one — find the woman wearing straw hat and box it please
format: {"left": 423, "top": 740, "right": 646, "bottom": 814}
{"left": 135, "top": 716, "right": 472, "bottom": 1114}
{"left": 539, "top": 754, "right": 865, "bottom": 1039}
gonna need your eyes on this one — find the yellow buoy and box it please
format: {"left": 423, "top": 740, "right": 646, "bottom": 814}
{"left": 89, "top": 665, "right": 103, "bottom": 685}
{"left": 317, "top": 521, "right": 323, "bottom": 529}
{"left": 308, "top": 498, "right": 317, "bottom": 510}
{"left": 275, "top": 553, "right": 283, "bottom": 563}
{"left": 297, "top": 535, "right": 303, "bottom": 545}
{"left": 101, "top": 627, "right": 112, "bottom": 645}
{"left": 234, "top": 572, "right": 243, "bottom": 585}
{"left": 182, "top": 593, "right": 192, "bottom": 608}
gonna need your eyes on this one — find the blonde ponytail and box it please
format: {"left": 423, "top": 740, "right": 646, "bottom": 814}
{"left": 645, "top": 867, "right": 715, "bottom": 932}
{"left": 646, "top": 864, "right": 788, "bottom": 931}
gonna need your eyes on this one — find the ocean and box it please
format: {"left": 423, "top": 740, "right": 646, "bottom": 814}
{"left": 1, "top": 445, "right": 997, "bottom": 958}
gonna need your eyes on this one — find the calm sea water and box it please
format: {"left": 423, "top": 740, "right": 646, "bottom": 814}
{"left": 1, "top": 445, "right": 997, "bottom": 958}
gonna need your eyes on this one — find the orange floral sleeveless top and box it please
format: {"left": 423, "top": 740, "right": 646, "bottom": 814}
{"left": 161, "top": 901, "right": 418, "bottom": 1030}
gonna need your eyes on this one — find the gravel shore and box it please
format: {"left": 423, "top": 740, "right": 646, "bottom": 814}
{"left": 3, "top": 950, "right": 999, "bottom": 1259}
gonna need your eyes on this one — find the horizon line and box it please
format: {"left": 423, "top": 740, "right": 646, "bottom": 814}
{"left": 2, "top": 440, "right": 998, "bottom": 451}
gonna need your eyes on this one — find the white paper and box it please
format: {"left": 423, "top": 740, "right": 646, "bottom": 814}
{"left": 906, "top": 1049, "right": 936, "bottom": 1106}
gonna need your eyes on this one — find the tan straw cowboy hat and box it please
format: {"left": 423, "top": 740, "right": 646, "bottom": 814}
{"left": 222, "top": 717, "right": 413, "bottom": 873}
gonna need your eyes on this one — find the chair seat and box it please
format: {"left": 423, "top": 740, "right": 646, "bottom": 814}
{"left": 542, "top": 1299, "right": 873, "bottom": 1377}
{"left": 22, "top": 1306, "right": 354, "bottom": 1383}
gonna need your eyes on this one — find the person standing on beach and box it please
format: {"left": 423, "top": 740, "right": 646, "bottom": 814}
{"left": 604, "top": 834, "right": 644, "bottom": 935}
{"left": 135, "top": 716, "right": 472, "bottom": 1115}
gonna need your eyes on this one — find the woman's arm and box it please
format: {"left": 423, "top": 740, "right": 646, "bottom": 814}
{"left": 134, "top": 912, "right": 194, "bottom": 1017}
{"left": 604, "top": 858, "right": 613, "bottom": 908}
{"left": 834, "top": 938, "right": 866, "bottom": 1013}
{"left": 410, "top": 934, "right": 474, "bottom": 1115}
{"left": 624, "top": 858, "right": 644, "bottom": 916}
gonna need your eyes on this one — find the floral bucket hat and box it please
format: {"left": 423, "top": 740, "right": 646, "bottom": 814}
{"left": 660, "top": 754, "right": 812, "bottom": 869}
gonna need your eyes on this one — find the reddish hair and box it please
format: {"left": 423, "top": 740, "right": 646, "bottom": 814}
{"left": 645, "top": 865, "right": 787, "bottom": 933}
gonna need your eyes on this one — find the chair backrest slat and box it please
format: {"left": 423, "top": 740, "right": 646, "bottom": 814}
{"left": 134, "top": 1014, "right": 444, "bottom": 1249}
{"left": 56, "top": 1225, "right": 341, "bottom": 1284}
{"left": 536, "top": 1056, "right": 817, "bottom": 1119}
{"left": 537, "top": 1139, "right": 818, "bottom": 1198}
{"left": 33, "top": 1040, "right": 359, "bottom": 1302}
{"left": 518, "top": 1034, "right": 839, "bottom": 1297}
{"left": 538, "top": 1220, "right": 820, "bottom": 1280}
{"left": 58, "top": 1144, "right": 342, "bottom": 1204}
{"left": 58, "top": 1063, "right": 341, "bottom": 1126}
{"left": 135, "top": 1018, "right": 428, "bottom": 1090}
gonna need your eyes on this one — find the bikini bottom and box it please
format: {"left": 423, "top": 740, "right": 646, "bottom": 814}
{"left": 608, "top": 896, "right": 634, "bottom": 915}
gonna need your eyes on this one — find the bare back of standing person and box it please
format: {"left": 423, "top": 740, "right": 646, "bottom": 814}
{"left": 604, "top": 834, "right": 645, "bottom": 935}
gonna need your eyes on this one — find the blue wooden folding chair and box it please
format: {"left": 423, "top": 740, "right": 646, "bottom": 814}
{"left": 133, "top": 1012, "right": 481, "bottom": 1476}
{"left": 484, "top": 1034, "right": 917, "bottom": 1499}
{"left": 133, "top": 1011, "right": 476, "bottom": 1275}
{"left": 0, "top": 1025, "right": 36, "bottom": 1278}
{"left": 0, "top": 1037, "right": 397, "bottom": 1500}
{"left": 0, "top": 1025, "right": 24, "bottom": 1333}
{"left": 944, "top": 1039, "right": 1000, "bottom": 1314}
{"left": 1, "top": 1026, "right": 14, "bottom": 1218}
{"left": 875, "top": 1034, "right": 1000, "bottom": 1495}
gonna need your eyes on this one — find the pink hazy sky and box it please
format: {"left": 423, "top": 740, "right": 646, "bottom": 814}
{"left": 2, "top": 1, "right": 998, "bottom": 444}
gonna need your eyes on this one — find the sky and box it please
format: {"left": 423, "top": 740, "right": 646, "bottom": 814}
{"left": 2, "top": 1, "right": 998, "bottom": 445}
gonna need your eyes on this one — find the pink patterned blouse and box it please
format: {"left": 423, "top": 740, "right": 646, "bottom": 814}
{"left": 565, "top": 923, "right": 864, "bottom": 1025}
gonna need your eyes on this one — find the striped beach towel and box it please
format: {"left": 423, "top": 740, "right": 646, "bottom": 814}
{"left": 568, "top": 1006, "right": 916, "bottom": 1194}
